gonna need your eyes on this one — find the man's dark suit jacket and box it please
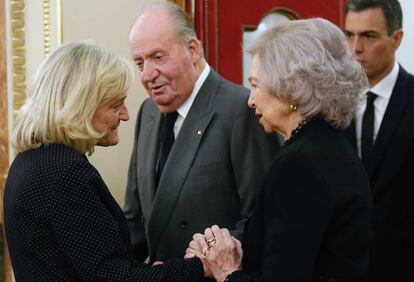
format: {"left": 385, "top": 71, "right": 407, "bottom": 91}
{"left": 344, "top": 66, "right": 414, "bottom": 282}
{"left": 3, "top": 144, "right": 203, "bottom": 281}
{"left": 228, "top": 118, "right": 372, "bottom": 282}
{"left": 124, "top": 69, "right": 280, "bottom": 261}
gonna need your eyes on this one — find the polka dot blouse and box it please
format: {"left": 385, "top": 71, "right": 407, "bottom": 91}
{"left": 4, "top": 144, "right": 204, "bottom": 281}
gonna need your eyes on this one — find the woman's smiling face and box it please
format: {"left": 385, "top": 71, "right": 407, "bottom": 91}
{"left": 92, "top": 95, "right": 129, "bottom": 146}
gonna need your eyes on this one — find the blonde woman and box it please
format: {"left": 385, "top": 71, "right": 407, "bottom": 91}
{"left": 4, "top": 41, "right": 204, "bottom": 281}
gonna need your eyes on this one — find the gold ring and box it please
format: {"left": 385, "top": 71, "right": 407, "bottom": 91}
{"left": 202, "top": 247, "right": 209, "bottom": 256}
{"left": 206, "top": 238, "right": 216, "bottom": 248}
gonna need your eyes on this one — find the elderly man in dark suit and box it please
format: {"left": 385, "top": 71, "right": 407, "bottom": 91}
{"left": 343, "top": 0, "right": 414, "bottom": 281}
{"left": 124, "top": 2, "right": 279, "bottom": 263}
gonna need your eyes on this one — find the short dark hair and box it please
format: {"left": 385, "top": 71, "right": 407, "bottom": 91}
{"left": 345, "top": 0, "right": 402, "bottom": 35}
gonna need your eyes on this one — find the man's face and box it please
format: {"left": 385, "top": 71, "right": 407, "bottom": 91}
{"left": 344, "top": 7, "right": 402, "bottom": 86}
{"left": 129, "top": 9, "right": 200, "bottom": 113}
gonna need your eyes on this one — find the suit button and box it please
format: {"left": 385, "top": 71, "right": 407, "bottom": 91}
{"left": 180, "top": 221, "right": 188, "bottom": 229}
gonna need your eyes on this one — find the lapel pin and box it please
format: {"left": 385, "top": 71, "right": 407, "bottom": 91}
{"left": 197, "top": 130, "right": 202, "bottom": 135}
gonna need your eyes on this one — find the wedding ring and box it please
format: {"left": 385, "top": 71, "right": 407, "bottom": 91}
{"left": 202, "top": 247, "right": 209, "bottom": 256}
{"left": 206, "top": 238, "right": 216, "bottom": 248}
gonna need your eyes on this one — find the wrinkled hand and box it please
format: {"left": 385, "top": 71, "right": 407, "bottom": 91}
{"left": 185, "top": 233, "right": 212, "bottom": 277}
{"left": 185, "top": 233, "right": 207, "bottom": 259}
{"left": 196, "top": 225, "right": 243, "bottom": 282}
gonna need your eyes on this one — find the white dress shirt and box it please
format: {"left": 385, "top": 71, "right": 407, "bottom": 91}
{"left": 173, "top": 64, "right": 210, "bottom": 138}
{"left": 355, "top": 62, "right": 399, "bottom": 157}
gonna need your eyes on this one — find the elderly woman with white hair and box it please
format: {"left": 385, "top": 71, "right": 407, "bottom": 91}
{"left": 186, "top": 18, "right": 372, "bottom": 282}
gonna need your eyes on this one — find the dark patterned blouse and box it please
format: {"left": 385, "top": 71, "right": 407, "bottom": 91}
{"left": 4, "top": 144, "right": 204, "bottom": 281}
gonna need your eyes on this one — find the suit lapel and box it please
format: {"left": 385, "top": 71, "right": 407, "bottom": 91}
{"left": 369, "top": 67, "right": 410, "bottom": 185}
{"left": 147, "top": 70, "right": 219, "bottom": 254}
{"left": 137, "top": 105, "right": 163, "bottom": 215}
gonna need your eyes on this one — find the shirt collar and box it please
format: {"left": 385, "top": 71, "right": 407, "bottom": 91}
{"left": 369, "top": 62, "right": 399, "bottom": 100}
{"left": 177, "top": 64, "right": 210, "bottom": 119}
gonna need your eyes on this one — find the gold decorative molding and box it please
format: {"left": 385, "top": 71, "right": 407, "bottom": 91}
{"left": 11, "top": 0, "right": 26, "bottom": 113}
{"left": 2, "top": 1, "right": 14, "bottom": 280}
{"left": 0, "top": 0, "right": 8, "bottom": 189}
{"left": 0, "top": 0, "right": 9, "bottom": 196}
{"left": 169, "top": 0, "right": 194, "bottom": 25}
{"left": 56, "top": 0, "right": 62, "bottom": 45}
{"left": 43, "top": 0, "right": 51, "bottom": 55}
{"left": 44, "top": 0, "right": 63, "bottom": 55}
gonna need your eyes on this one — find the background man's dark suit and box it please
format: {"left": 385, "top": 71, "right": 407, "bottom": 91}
{"left": 344, "top": 66, "right": 414, "bottom": 281}
{"left": 124, "top": 69, "right": 279, "bottom": 261}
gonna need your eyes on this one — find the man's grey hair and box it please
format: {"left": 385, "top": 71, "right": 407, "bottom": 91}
{"left": 134, "top": 1, "right": 203, "bottom": 56}
{"left": 247, "top": 18, "right": 368, "bottom": 129}
{"left": 345, "top": 0, "right": 402, "bottom": 35}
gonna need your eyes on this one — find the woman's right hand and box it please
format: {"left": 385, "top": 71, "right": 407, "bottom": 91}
{"left": 195, "top": 225, "right": 243, "bottom": 282}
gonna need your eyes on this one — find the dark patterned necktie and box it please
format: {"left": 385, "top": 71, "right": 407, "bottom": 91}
{"left": 155, "top": 111, "right": 178, "bottom": 187}
{"left": 361, "top": 91, "right": 377, "bottom": 168}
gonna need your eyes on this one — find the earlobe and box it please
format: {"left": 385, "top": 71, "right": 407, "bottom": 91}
{"left": 188, "top": 37, "right": 201, "bottom": 61}
{"left": 392, "top": 29, "right": 403, "bottom": 49}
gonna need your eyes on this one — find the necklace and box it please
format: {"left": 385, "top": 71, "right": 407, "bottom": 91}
{"left": 286, "top": 119, "right": 308, "bottom": 143}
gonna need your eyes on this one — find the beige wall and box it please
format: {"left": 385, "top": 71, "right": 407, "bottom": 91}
{"left": 62, "top": 0, "right": 155, "bottom": 204}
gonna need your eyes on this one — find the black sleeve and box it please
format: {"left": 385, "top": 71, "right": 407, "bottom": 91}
{"left": 228, "top": 153, "right": 332, "bottom": 282}
{"left": 50, "top": 161, "right": 204, "bottom": 281}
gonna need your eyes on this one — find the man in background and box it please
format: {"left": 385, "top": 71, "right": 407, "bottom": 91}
{"left": 124, "top": 1, "right": 279, "bottom": 263}
{"left": 343, "top": 0, "right": 414, "bottom": 280}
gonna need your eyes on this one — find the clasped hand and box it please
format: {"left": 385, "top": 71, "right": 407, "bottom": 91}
{"left": 184, "top": 225, "right": 243, "bottom": 282}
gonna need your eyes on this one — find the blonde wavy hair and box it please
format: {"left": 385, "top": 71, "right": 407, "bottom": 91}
{"left": 12, "top": 41, "right": 134, "bottom": 155}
